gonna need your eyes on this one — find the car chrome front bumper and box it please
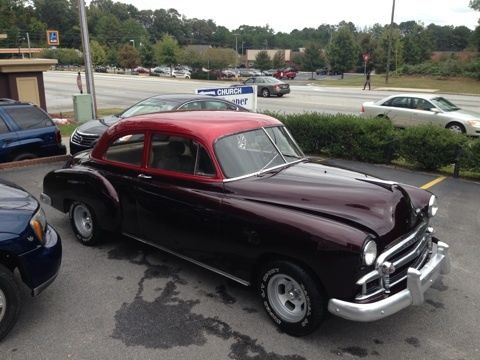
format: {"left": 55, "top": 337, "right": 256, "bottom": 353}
{"left": 328, "top": 241, "right": 450, "bottom": 322}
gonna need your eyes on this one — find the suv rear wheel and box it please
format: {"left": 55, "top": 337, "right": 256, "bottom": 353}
{"left": 12, "top": 152, "right": 37, "bottom": 162}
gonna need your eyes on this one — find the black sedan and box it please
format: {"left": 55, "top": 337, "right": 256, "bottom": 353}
{"left": 69, "top": 94, "right": 248, "bottom": 155}
{"left": 240, "top": 76, "right": 290, "bottom": 97}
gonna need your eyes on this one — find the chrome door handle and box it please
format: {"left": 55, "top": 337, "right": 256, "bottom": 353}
{"left": 138, "top": 174, "right": 152, "bottom": 179}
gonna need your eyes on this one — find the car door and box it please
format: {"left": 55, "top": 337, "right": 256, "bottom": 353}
{"left": 380, "top": 96, "right": 413, "bottom": 128}
{"left": 135, "top": 132, "right": 226, "bottom": 268}
{"left": 0, "top": 114, "right": 17, "bottom": 162}
{"left": 408, "top": 98, "right": 437, "bottom": 127}
{"left": 100, "top": 132, "right": 147, "bottom": 237}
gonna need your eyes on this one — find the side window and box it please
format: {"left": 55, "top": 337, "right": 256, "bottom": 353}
{"left": 5, "top": 106, "right": 53, "bottom": 130}
{"left": 204, "top": 101, "right": 234, "bottom": 111}
{"left": 412, "top": 98, "right": 433, "bottom": 111}
{"left": 386, "top": 97, "right": 410, "bottom": 109}
{"left": 244, "top": 78, "right": 255, "bottom": 84}
{"left": 104, "top": 133, "right": 145, "bottom": 166}
{"left": 178, "top": 101, "right": 203, "bottom": 111}
{"left": 0, "top": 118, "right": 9, "bottom": 134}
{"left": 149, "top": 133, "right": 215, "bottom": 176}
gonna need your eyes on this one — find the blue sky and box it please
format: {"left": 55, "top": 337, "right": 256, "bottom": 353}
{"left": 116, "top": 0, "right": 479, "bottom": 32}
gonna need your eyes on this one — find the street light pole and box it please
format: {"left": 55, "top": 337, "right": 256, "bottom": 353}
{"left": 233, "top": 33, "right": 239, "bottom": 68}
{"left": 78, "top": 0, "right": 97, "bottom": 118}
{"left": 385, "top": 0, "right": 396, "bottom": 84}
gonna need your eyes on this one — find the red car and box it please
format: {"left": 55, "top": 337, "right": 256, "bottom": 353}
{"left": 273, "top": 68, "right": 297, "bottom": 80}
{"left": 42, "top": 111, "right": 450, "bottom": 336}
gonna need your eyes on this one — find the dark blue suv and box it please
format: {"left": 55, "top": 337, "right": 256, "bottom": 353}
{"left": 0, "top": 178, "right": 62, "bottom": 341}
{"left": 0, "top": 99, "right": 66, "bottom": 163}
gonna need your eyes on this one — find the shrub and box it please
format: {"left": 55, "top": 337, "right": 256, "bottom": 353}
{"left": 460, "top": 139, "right": 480, "bottom": 171}
{"left": 398, "top": 125, "right": 467, "bottom": 170}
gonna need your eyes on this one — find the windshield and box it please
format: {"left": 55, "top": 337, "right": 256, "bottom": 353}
{"left": 430, "top": 97, "right": 460, "bottom": 112}
{"left": 120, "top": 98, "right": 179, "bottom": 118}
{"left": 215, "top": 126, "right": 304, "bottom": 179}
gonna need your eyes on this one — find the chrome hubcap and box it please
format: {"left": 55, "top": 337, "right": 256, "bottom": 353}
{"left": 448, "top": 125, "right": 463, "bottom": 133}
{"left": 73, "top": 204, "right": 93, "bottom": 238}
{"left": 0, "top": 288, "right": 6, "bottom": 323}
{"left": 267, "top": 274, "right": 307, "bottom": 322}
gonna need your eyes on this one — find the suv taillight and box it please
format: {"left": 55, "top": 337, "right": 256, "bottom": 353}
{"left": 55, "top": 129, "right": 62, "bottom": 144}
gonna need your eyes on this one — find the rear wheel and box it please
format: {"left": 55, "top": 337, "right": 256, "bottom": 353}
{"left": 446, "top": 122, "right": 465, "bottom": 134}
{"left": 69, "top": 202, "right": 103, "bottom": 246}
{"left": 258, "top": 260, "right": 326, "bottom": 336}
{"left": 0, "top": 264, "right": 21, "bottom": 341}
{"left": 277, "top": 94, "right": 284, "bottom": 97}
{"left": 12, "top": 152, "right": 37, "bottom": 162}
{"left": 261, "top": 88, "right": 270, "bottom": 98}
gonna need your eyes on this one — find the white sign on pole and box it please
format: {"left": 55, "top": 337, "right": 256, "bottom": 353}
{"left": 195, "top": 85, "right": 257, "bottom": 112}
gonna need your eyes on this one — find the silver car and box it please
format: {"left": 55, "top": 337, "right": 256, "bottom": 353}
{"left": 361, "top": 94, "right": 480, "bottom": 136}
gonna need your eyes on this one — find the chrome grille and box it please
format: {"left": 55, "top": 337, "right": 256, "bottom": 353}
{"left": 71, "top": 131, "right": 99, "bottom": 146}
{"left": 356, "top": 221, "right": 432, "bottom": 301}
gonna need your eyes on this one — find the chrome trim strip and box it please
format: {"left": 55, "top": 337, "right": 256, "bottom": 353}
{"left": 375, "top": 221, "right": 427, "bottom": 267}
{"left": 392, "top": 233, "right": 429, "bottom": 269}
{"left": 123, "top": 233, "right": 251, "bottom": 286}
{"left": 32, "top": 270, "right": 59, "bottom": 296}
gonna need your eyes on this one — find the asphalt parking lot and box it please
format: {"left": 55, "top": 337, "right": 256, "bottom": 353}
{"left": 1, "top": 159, "right": 479, "bottom": 360}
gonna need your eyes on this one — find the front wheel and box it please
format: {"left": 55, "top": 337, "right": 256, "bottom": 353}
{"left": 258, "top": 260, "right": 326, "bottom": 336}
{"left": 446, "top": 122, "right": 465, "bottom": 134}
{"left": 69, "top": 201, "right": 103, "bottom": 246}
{"left": 0, "top": 265, "right": 21, "bottom": 341}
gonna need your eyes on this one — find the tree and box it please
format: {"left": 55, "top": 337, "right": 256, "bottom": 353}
{"left": 90, "top": 40, "right": 106, "bottom": 65}
{"left": 118, "top": 44, "right": 140, "bottom": 69}
{"left": 327, "top": 26, "right": 359, "bottom": 78}
{"left": 470, "top": 0, "right": 480, "bottom": 11}
{"left": 140, "top": 42, "right": 155, "bottom": 68}
{"left": 272, "top": 51, "right": 286, "bottom": 69}
{"left": 301, "top": 43, "right": 325, "bottom": 78}
{"left": 202, "top": 48, "right": 236, "bottom": 70}
{"left": 401, "top": 22, "right": 431, "bottom": 65}
{"left": 154, "top": 35, "right": 180, "bottom": 71}
{"left": 255, "top": 50, "right": 271, "bottom": 71}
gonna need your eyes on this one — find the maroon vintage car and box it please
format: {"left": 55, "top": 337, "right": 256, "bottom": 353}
{"left": 41, "top": 111, "right": 450, "bottom": 336}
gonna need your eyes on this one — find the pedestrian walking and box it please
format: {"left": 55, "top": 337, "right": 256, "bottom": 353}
{"left": 76, "top": 72, "right": 83, "bottom": 94}
{"left": 363, "top": 70, "right": 371, "bottom": 90}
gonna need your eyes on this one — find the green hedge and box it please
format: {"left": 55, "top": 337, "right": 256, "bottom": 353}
{"left": 268, "top": 112, "right": 480, "bottom": 175}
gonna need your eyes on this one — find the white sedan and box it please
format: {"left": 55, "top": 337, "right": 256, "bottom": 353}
{"left": 360, "top": 94, "right": 480, "bottom": 136}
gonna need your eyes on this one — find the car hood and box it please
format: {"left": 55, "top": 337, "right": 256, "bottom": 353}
{"left": 224, "top": 162, "right": 419, "bottom": 247}
{"left": 440, "top": 109, "right": 480, "bottom": 120}
{"left": 75, "top": 115, "right": 119, "bottom": 135}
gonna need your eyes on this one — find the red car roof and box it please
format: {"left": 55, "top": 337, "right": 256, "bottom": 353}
{"left": 92, "top": 111, "right": 282, "bottom": 158}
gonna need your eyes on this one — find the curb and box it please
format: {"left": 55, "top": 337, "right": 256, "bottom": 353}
{"left": 0, "top": 155, "right": 70, "bottom": 170}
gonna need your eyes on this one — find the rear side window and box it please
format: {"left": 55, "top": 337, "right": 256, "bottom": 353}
{"left": 5, "top": 106, "right": 53, "bottom": 130}
{"left": 104, "top": 133, "right": 145, "bottom": 166}
{"left": 0, "top": 118, "right": 9, "bottom": 134}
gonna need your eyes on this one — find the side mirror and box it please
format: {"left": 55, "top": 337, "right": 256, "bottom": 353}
{"left": 430, "top": 108, "right": 441, "bottom": 114}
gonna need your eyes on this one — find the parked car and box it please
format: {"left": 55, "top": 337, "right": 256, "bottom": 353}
{"left": 273, "top": 68, "right": 297, "bottom": 80}
{"left": 69, "top": 94, "right": 248, "bottom": 155}
{"left": 262, "top": 69, "right": 277, "bottom": 76}
{"left": 43, "top": 110, "right": 450, "bottom": 336}
{"left": 172, "top": 70, "right": 191, "bottom": 79}
{"left": 361, "top": 94, "right": 480, "bottom": 136}
{"left": 133, "top": 66, "right": 149, "bottom": 74}
{"left": 0, "top": 99, "right": 66, "bottom": 163}
{"left": 0, "top": 178, "right": 62, "bottom": 341}
{"left": 94, "top": 66, "right": 108, "bottom": 73}
{"left": 239, "top": 76, "right": 290, "bottom": 97}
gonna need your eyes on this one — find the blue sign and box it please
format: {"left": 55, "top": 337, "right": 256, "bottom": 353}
{"left": 196, "top": 85, "right": 257, "bottom": 111}
{"left": 47, "top": 30, "right": 59, "bottom": 46}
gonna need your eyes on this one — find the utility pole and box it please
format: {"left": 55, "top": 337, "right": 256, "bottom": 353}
{"left": 385, "top": 0, "right": 396, "bottom": 84}
{"left": 233, "top": 33, "right": 239, "bottom": 68}
{"left": 26, "top": 32, "right": 31, "bottom": 58}
{"left": 78, "top": 0, "right": 97, "bottom": 118}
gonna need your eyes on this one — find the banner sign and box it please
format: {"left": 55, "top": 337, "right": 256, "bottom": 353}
{"left": 195, "top": 85, "right": 257, "bottom": 111}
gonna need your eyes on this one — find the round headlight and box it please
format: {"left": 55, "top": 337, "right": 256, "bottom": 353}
{"left": 428, "top": 195, "right": 438, "bottom": 218}
{"left": 362, "top": 240, "right": 377, "bottom": 266}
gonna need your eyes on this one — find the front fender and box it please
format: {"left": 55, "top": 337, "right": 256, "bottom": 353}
{"left": 43, "top": 167, "right": 120, "bottom": 232}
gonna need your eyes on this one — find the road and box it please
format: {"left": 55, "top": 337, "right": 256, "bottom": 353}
{"left": 1, "top": 160, "right": 480, "bottom": 359}
{"left": 44, "top": 71, "right": 480, "bottom": 115}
